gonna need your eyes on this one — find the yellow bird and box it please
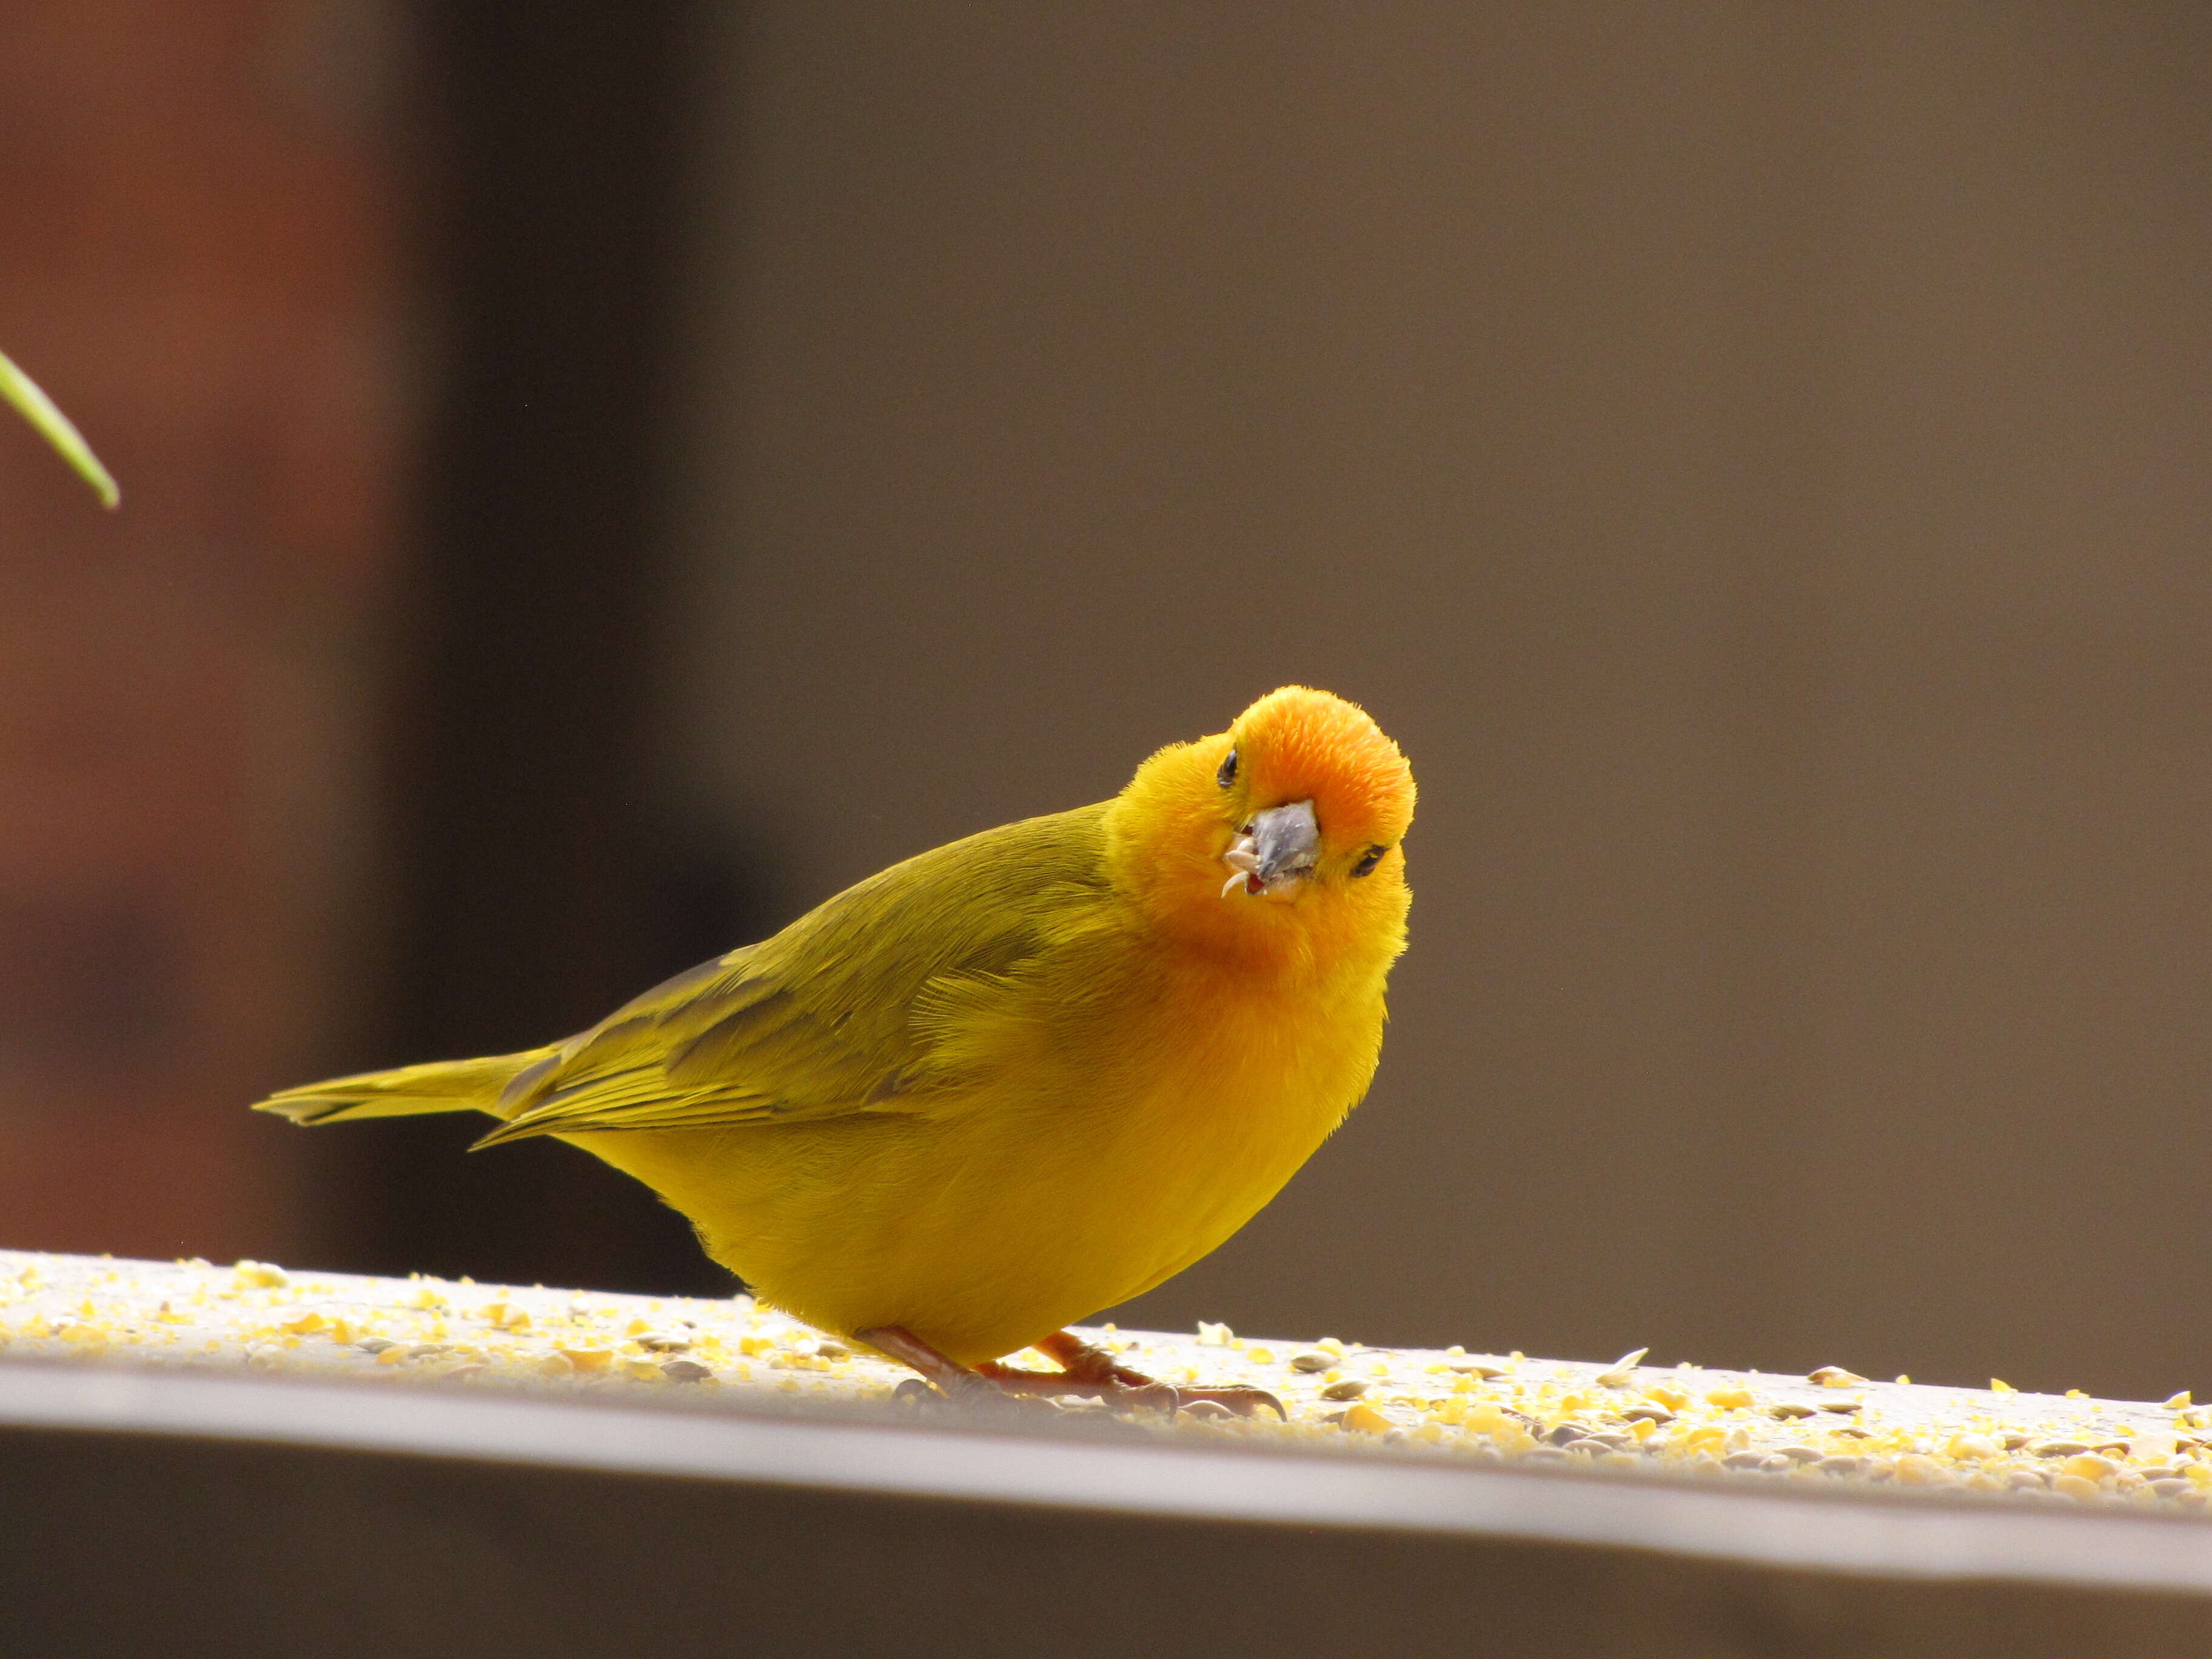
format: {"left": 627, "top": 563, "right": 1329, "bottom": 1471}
{"left": 258, "top": 685, "right": 1413, "bottom": 1413}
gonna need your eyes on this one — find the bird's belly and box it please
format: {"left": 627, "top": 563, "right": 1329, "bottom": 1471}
{"left": 572, "top": 1012, "right": 1373, "bottom": 1365}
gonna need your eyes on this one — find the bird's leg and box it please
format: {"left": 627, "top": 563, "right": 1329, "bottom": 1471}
{"left": 857, "top": 1324, "right": 1284, "bottom": 1419}
{"left": 858, "top": 1325, "right": 1010, "bottom": 1410}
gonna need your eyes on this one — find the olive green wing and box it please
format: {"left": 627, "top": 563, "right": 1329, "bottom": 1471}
{"left": 471, "top": 803, "right": 1112, "bottom": 1147}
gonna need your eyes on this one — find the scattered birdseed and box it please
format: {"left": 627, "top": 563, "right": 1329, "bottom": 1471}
{"left": 1593, "top": 1347, "right": 1648, "bottom": 1387}
{"left": 4, "top": 1247, "right": 2208, "bottom": 1517}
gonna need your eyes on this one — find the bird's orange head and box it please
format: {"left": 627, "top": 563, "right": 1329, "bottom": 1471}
{"left": 1107, "top": 686, "right": 1414, "bottom": 968}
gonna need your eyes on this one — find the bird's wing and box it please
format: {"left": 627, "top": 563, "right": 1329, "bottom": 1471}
{"left": 471, "top": 803, "right": 1114, "bottom": 1147}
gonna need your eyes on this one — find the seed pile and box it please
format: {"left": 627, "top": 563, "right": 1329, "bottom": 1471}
{"left": 2, "top": 1250, "right": 2207, "bottom": 1513}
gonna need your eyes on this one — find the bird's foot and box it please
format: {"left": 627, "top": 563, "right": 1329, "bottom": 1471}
{"left": 997, "top": 1329, "right": 1287, "bottom": 1419}
{"left": 860, "top": 1325, "right": 1285, "bottom": 1420}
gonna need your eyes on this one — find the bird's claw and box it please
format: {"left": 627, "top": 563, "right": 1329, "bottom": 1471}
{"left": 1029, "top": 1376, "right": 1287, "bottom": 1421}
{"left": 1136, "top": 1382, "right": 1287, "bottom": 1421}
{"left": 870, "top": 1325, "right": 1287, "bottom": 1422}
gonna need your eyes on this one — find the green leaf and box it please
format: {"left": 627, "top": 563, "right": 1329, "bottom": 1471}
{"left": 0, "top": 347, "right": 119, "bottom": 509}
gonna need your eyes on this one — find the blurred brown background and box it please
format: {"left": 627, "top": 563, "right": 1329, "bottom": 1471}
{"left": 2, "top": 1, "right": 2208, "bottom": 1403}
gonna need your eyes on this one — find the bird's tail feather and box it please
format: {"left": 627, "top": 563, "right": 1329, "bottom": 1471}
{"left": 254, "top": 1049, "right": 551, "bottom": 1127}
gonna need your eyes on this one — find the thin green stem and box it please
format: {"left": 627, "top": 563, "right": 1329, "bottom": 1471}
{"left": 0, "top": 347, "right": 119, "bottom": 508}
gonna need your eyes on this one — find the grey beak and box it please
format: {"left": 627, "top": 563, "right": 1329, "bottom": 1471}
{"left": 1222, "top": 799, "right": 1321, "bottom": 896}
{"left": 1252, "top": 799, "right": 1319, "bottom": 883}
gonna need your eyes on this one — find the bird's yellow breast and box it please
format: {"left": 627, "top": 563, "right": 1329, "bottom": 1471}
{"left": 574, "top": 937, "right": 1388, "bottom": 1365}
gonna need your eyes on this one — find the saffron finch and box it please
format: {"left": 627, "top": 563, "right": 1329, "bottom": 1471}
{"left": 258, "top": 685, "right": 1414, "bottom": 1412}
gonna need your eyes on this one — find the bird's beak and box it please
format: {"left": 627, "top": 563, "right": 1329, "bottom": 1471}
{"left": 1221, "top": 799, "right": 1320, "bottom": 897}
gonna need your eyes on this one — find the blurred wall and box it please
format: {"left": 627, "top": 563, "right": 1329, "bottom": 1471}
{"left": 0, "top": 0, "right": 405, "bottom": 1262}
{"left": 656, "top": 4, "right": 2212, "bottom": 1398}
{"left": 312, "top": 5, "right": 737, "bottom": 1298}
{"left": 7, "top": 1, "right": 2208, "bottom": 1409}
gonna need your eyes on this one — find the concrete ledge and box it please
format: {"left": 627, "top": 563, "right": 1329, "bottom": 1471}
{"left": 5, "top": 1250, "right": 2212, "bottom": 1655}
{"left": 4, "top": 1356, "right": 2212, "bottom": 1592}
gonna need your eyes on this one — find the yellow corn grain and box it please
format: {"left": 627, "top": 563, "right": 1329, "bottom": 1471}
{"left": 1461, "top": 1401, "right": 1506, "bottom": 1436}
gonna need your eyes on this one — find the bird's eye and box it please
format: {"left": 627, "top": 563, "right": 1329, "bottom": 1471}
{"left": 1351, "top": 845, "right": 1388, "bottom": 878}
{"left": 1216, "top": 748, "right": 1238, "bottom": 789}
